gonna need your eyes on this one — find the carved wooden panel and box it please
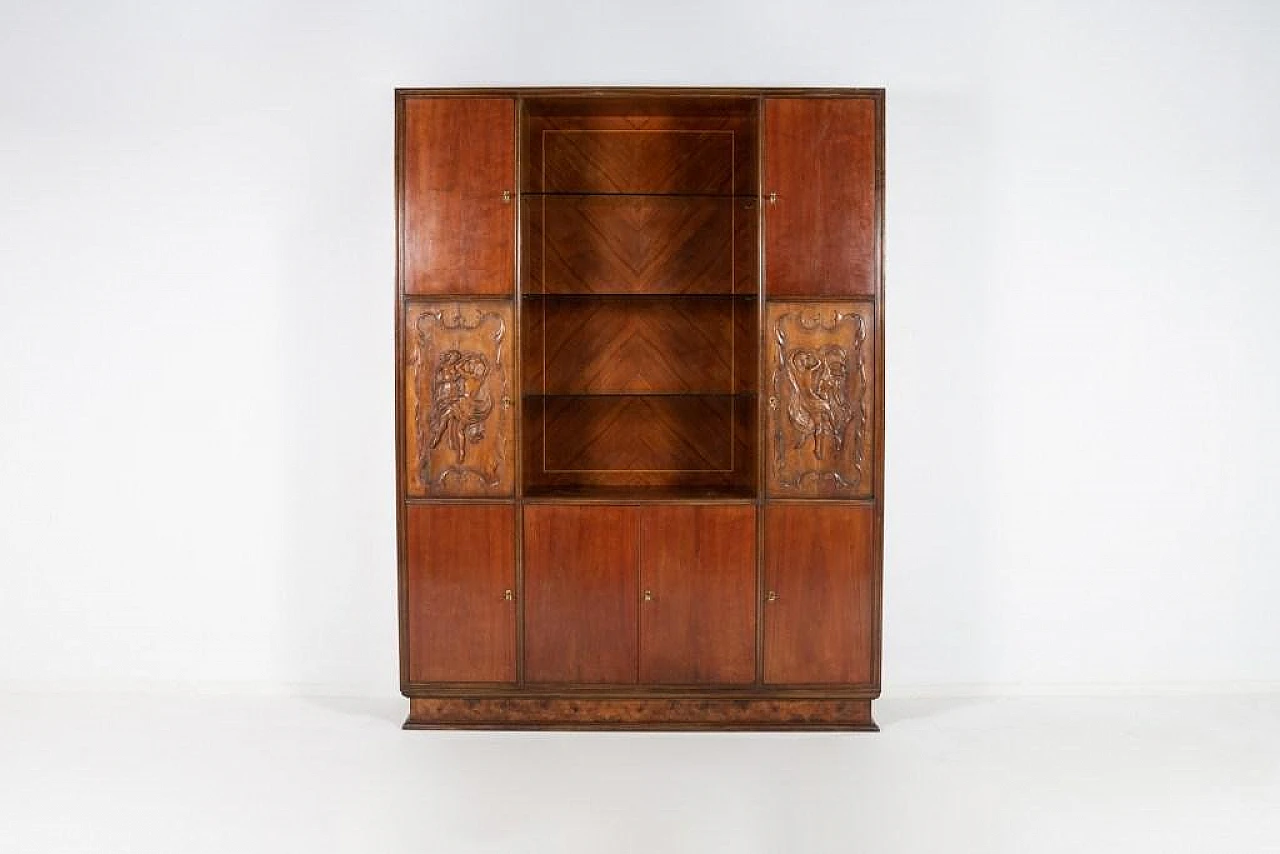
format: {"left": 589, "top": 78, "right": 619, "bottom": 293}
{"left": 400, "top": 98, "right": 515, "bottom": 295}
{"left": 764, "top": 504, "right": 876, "bottom": 685}
{"left": 524, "top": 297, "right": 736, "bottom": 394}
{"left": 405, "top": 505, "right": 515, "bottom": 683}
{"left": 764, "top": 97, "right": 878, "bottom": 296}
{"left": 404, "top": 301, "right": 513, "bottom": 497}
{"left": 766, "top": 302, "right": 874, "bottom": 498}
{"left": 522, "top": 196, "right": 740, "bottom": 294}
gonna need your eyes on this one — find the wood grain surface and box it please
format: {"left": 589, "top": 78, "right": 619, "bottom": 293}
{"left": 402, "top": 98, "right": 514, "bottom": 295}
{"left": 404, "top": 505, "right": 516, "bottom": 683}
{"left": 764, "top": 97, "right": 877, "bottom": 296}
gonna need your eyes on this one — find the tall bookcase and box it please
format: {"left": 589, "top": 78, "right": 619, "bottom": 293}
{"left": 396, "top": 88, "right": 884, "bottom": 729}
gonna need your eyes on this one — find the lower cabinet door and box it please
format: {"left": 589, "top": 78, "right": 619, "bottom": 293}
{"left": 524, "top": 505, "right": 639, "bottom": 683}
{"left": 764, "top": 504, "right": 876, "bottom": 685}
{"left": 404, "top": 504, "right": 516, "bottom": 683}
{"left": 639, "top": 506, "right": 756, "bottom": 684}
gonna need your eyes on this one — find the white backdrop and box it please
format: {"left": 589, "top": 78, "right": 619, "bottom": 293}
{"left": 2, "top": 0, "right": 1277, "bottom": 696}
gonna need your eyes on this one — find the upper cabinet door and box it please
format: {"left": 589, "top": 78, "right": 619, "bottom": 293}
{"left": 763, "top": 97, "right": 879, "bottom": 297}
{"left": 400, "top": 97, "right": 515, "bottom": 295}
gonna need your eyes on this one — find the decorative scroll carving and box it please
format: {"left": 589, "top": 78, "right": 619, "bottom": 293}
{"left": 405, "top": 302, "right": 513, "bottom": 497}
{"left": 767, "top": 303, "right": 873, "bottom": 497}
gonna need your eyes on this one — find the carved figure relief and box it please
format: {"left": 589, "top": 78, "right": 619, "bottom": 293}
{"left": 405, "top": 302, "right": 512, "bottom": 497}
{"left": 767, "top": 303, "right": 874, "bottom": 497}
{"left": 427, "top": 348, "right": 494, "bottom": 463}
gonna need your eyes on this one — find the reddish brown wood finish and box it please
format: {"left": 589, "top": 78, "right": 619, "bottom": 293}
{"left": 764, "top": 98, "right": 878, "bottom": 296}
{"left": 639, "top": 506, "right": 756, "bottom": 684}
{"left": 404, "top": 505, "right": 516, "bottom": 682}
{"left": 407, "top": 697, "right": 875, "bottom": 730}
{"left": 403, "top": 301, "right": 514, "bottom": 497}
{"left": 524, "top": 297, "right": 736, "bottom": 394}
{"left": 523, "top": 505, "right": 639, "bottom": 683}
{"left": 397, "top": 88, "right": 884, "bottom": 730}
{"left": 523, "top": 196, "right": 743, "bottom": 295}
{"left": 766, "top": 302, "right": 875, "bottom": 498}
{"left": 401, "top": 98, "right": 514, "bottom": 295}
{"left": 522, "top": 101, "right": 757, "bottom": 195}
{"left": 522, "top": 394, "right": 755, "bottom": 495}
{"left": 764, "top": 504, "right": 876, "bottom": 685}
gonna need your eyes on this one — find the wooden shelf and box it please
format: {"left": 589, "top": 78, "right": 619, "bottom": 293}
{"left": 522, "top": 484, "right": 756, "bottom": 502}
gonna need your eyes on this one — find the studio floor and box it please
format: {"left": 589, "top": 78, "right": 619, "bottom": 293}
{"left": 2, "top": 691, "right": 1276, "bottom": 852}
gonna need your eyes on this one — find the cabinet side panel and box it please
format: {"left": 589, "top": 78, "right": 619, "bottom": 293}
{"left": 764, "top": 504, "right": 875, "bottom": 685}
{"left": 640, "top": 506, "right": 756, "bottom": 684}
{"left": 405, "top": 505, "right": 516, "bottom": 683}
{"left": 763, "top": 98, "right": 877, "bottom": 296}
{"left": 524, "top": 505, "right": 639, "bottom": 683}
{"left": 402, "top": 98, "right": 515, "bottom": 295}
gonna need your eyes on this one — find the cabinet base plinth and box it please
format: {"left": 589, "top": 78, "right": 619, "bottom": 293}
{"left": 405, "top": 697, "right": 877, "bottom": 731}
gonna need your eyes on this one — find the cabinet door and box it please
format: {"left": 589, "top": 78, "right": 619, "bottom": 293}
{"left": 766, "top": 302, "right": 876, "bottom": 498}
{"left": 400, "top": 97, "right": 515, "bottom": 295}
{"left": 403, "top": 301, "right": 514, "bottom": 498}
{"left": 763, "top": 97, "right": 878, "bottom": 296}
{"left": 764, "top": 504, "right": 876, "bottom": 685}
{"left": 404, "top": 505, "right": 516, "bottom": 683}
{"left": 524, "top": 505, "right": 638, "bottom": 683}
{"left": 639, "top": 506, "right": 756, "bottom": 684}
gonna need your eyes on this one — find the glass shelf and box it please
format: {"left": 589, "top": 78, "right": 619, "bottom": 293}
{"left": 523, "top": 392, "right": 754, "bottom": 399}
{"left": 520, "top": 191, "right": 759, "bottom": 200}
{"left": 522, "top": 292, "right": 755, "bottom": 299}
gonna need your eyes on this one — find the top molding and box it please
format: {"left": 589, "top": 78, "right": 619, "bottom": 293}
{"left": 395, "top": 86, "right": 885, "bottom": 100}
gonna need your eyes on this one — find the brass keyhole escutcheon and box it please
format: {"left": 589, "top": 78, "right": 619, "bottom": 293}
{"left": 643, "top": 590, "right": 654, "bottom": 602}
{"left": 766, "top": 590, "right": 779, "bottom": 602}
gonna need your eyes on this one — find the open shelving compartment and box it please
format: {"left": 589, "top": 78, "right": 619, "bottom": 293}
{"left": 519, "top": 94, "right": 760, "bottom": 500}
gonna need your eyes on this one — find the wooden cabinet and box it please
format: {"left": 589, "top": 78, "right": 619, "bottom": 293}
{"left": 397, "top": 88, "right": 883, "bottom": 730}
{"left": 523, "top": 505, "right": 755, "bottom": 686}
